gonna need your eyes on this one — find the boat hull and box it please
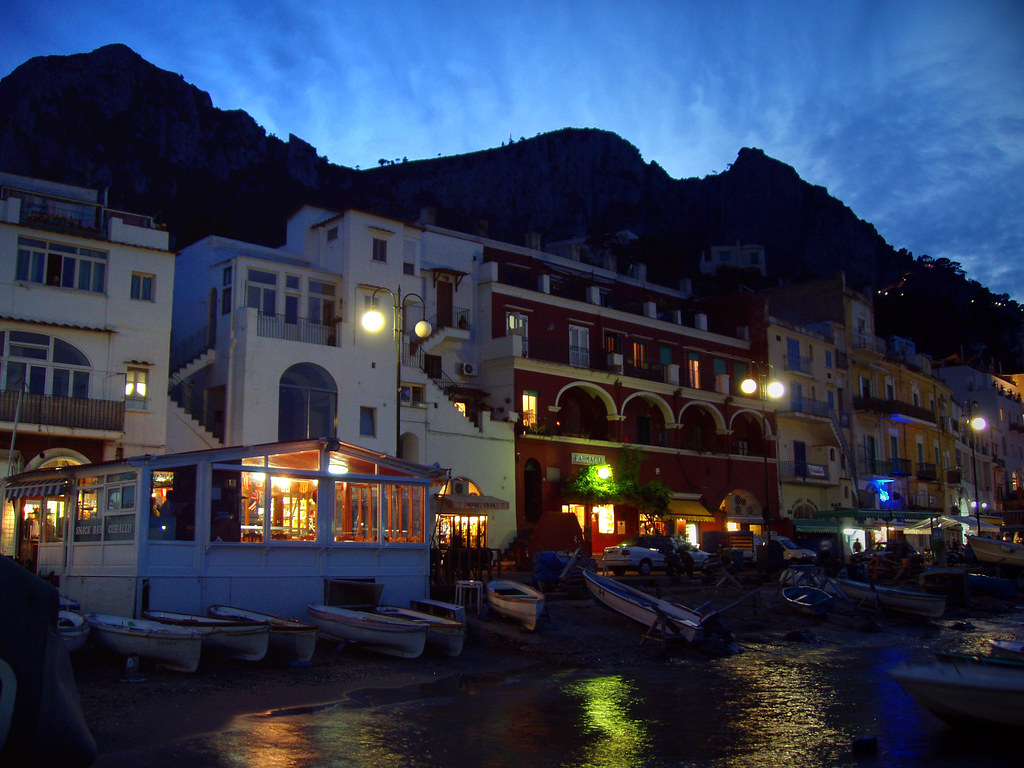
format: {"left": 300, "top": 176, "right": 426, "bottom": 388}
{"left": 306, "top": 604, "right": 427, "bottom": 658}
{"left": 375, "top": 606, "right": 466, "bottom": 657}
{"left": 782, "top": 586, "right": 834, "bottom": 617}
{"left": 207, "top": 605, "right": 319, "bottom": 663}
{"left": 989, "top": 639, "right": 1024, "bottom": 661}
{"left": 143, "top": 610, "right": 270, "bottom": 661}
{"left": 967, "top": 535, "right": 1024, "bottom": 567}
{"left": 889, "top": 658, "right": 1024, "bottom": 728}
{"left": 583, "top": 570, "right": 705, "bottom": 643}
{"left": 57, "top": 610, "right": 90, "bottom": 653}
{"left": 86, "top": 613, "right": 203, "bottom": 673}
{"left": 486, "top": 580, "right": 545, "bottom": 631}
{"left": 836, "top": 578, "right": 946, "bottom": 618}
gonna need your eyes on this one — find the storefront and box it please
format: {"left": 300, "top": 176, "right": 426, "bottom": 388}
{"left": 2, "top": 439, "right": 442, "bottom": 618}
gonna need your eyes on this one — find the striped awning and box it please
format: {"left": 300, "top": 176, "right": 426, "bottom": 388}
{"left": 4, "top": 479, "right": 69, "bottom": 499}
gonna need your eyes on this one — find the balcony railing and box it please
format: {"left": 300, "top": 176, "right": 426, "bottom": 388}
{"left": 783, "top": 397, "right": 832, "bottom": 419}
{"left": 853, "top": 395, "right": 936, "bottom": 424}
{"left": 859, "top": 456, "right": 913, "bottom": 477}
{"left": 0, "top": 389, "right": 124, "bottom": 432}
{"left": 779, "top": 460, "right": 830, "bottom": 481}
{"left": 256, "top": 312, "right": 338, "bottom": 346}
{"left": 916, "top": 462, "right": 939, "bottom": 481}
{"left": 784, "top": 354, "right": 813, "bottom": 375}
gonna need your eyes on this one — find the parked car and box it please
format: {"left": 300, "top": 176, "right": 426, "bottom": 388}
{"left": 673, "top": 539, "right": 721, "bottom": 572}
{"left": 772, "top": 535, "right": 817, "bottom": 563}
{"left": 603, "top": 535, "right": 718, "bottom": 575}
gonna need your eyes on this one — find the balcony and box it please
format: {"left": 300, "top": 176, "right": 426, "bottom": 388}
{"left": 853, "top": 395, "right": 936, "bottom": 425}
{"left": 0, "top": 389, "right": 124, "bottom": 432}
{"left": 779, "top": 460, "right": 831, "bottom": 482}
{"left": 860, "top": 456, "right": 913, "bottom": 477}
{"left": 784, "top": 354, "right": 813, "bottom": 375}
{"left": 256, "top": 312, "right": 338, "bottom": 346}
{"left": 916, "top": 462, "right": 940, "bottom": 481}
{"left": 782, "top": 397, "right": 832, "bottom": 419}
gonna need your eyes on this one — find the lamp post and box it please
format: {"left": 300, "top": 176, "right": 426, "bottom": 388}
{"left": 361, "top": 287, "right": 431, "bottom": 458}
{"left": 740, "top": 365, "right": 784, "bottom": 549}
{"left": 967, "top": 400, "right": 988, "bottom": 538}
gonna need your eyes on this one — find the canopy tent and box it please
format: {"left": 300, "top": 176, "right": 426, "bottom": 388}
{"left": 666, "top": 498, "right": 715, "bottom": 522}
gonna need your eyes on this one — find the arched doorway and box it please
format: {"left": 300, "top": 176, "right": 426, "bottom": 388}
{"left": 278, "top": 363, "right": 337, "bottom": 441}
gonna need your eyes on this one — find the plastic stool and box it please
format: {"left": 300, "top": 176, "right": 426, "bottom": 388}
{"left": 454, "top": 579, "right": 484, "bottom": 615}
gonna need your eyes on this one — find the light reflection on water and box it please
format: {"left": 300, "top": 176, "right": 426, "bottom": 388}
{"left": 108, "top": 613, "right": 1024, "bottom": 768}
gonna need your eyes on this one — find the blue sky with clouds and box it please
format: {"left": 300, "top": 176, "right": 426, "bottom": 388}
{"left": 2, "top": 1, "right": 1022, "bottom": 299}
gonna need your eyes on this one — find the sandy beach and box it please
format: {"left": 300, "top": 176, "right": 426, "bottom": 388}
{"left": 69, "top": 571, "right": 1024, "bottom": 763}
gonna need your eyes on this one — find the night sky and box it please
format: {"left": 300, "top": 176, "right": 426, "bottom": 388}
{"left": 2, "top": 1, "right": 1022, "bottom": 300}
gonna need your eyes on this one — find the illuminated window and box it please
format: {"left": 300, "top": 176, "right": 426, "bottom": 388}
{"left": 688, "top": 352, "right": 701, "bottom": 388}
{"left": 595, "top": 505, "right": 615, "bottom": 534}
{"left": 125, "top": 367, "right": 148, "bottom": 410}
{"left": 335, "top": 482, "right": 379, "bottom": 542}
{"left": 521, "top": 390, "right": 538, "bottom": 427}
{"left": 632, "top": 340, "right": 647, "bottom": 369}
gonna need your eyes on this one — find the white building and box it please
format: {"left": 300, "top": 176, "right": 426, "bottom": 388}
{"left": 0, "top": 172, "right": 174, "bottom": 565}
{"left": 170, "top": 207, "right": 517, "bottom": 553}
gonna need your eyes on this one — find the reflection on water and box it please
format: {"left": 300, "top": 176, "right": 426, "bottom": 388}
{"left": 107, "top": 616, "right": 1024, "bottom": 768}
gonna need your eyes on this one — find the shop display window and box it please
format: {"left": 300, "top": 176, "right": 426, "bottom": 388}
{"left": 148, "top": 465, "right": 196, "bottom": 541}
{"left": 384, "top": 484, "right": 425, "bottom": 542}
{"left": 334, "top": 482, "right": 378, "bottom": 542}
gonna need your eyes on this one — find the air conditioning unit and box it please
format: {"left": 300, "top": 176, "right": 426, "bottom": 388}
{"left": 607, "top": 352, "right": 624, "bottom": 372}
{"left": 459, "top": 362, "right": 477, "bottom": 376}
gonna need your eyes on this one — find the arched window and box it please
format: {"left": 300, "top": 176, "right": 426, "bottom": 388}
{"left": 278, "top": 363, "right": 337, "bottom": 441}
{"left": 0, "top": 330, "right": 91, "bottom": 397}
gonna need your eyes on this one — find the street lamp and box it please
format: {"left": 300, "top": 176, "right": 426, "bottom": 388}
{"left": 740, "top": 365, "right": 784, "bottom": 549}
{"left": 361, "top": 287, "right": 432, "bottom": 457}
{"left": 966, "top": 401, "right": 988, "bottom": 538}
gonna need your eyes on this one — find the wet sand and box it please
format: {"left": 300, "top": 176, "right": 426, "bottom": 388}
{"left": 70, "top": 572, "right": 1024, "bottom": 762}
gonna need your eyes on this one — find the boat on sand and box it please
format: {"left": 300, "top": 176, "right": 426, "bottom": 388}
{"left": 142, "top": 610, "right": 270, "bottom": 661}
{"left": 888, "top": 654, "right": 1024, "bottom": 728}
{"left": 374, "top": 605, "right": 466, "bottom": 656}
{"left": 306, "top": 603, "right": 427, "bottom": 658}
{"left": 782, "top": 585, "right": 834, "bottom": 617}
{"left": 967, "top": 535, "right": 1024, "bottom": 567}
{"left": 207, "top": 605, "right": 318, "bottom": 663}
{"left": 988, "top": 639, "right": 1024, "bottom": 661}
{"left": 582, "top": 570, "right": 728, "bottom": 645}
{"left": 834, "top": 577, "right": 946, "bottom": 618}
{"left": 86, "top": 613, "right": 203, "bottom": 673}
{"left": 57, "top": 610, "right": 90, "bottom": 652}
{"left": 486, "top": 580, "right": 545, "bottom": 631}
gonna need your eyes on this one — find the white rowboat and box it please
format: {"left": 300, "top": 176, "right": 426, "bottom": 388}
{"left": 306, "top": 603, "right": 427, "bottom": 658}
{"left": 889, "top": 655, "right": 1024, "bottom": 728}
{"left": 375, "top": 605, "right": 466, "bottom": 657}
{"left": 583, "top": 570, "right": 710, "bottom": 643}
{"left": 207, "top": 605, "right": 319, "bottom": 663}
{"left": 834, "top": 578, "right": 946, "bottom": 619}
{"left": 143, "top": 610, "right": 270, "bottom": 661}
{"left": 486, "top": 580, "right": 545, "bottom": 631}
{"left": 989, "top": 639, "right": 1024, "bottom": 661}
{"left": 86, "top": 613, "right": 203, "bottom": 673}
{"left": 967, "top": 535, "right": 1024, "bottom": 567}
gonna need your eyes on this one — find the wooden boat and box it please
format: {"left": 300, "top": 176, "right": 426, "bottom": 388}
{"left": 143, "top": 610, "right": 270, "bottom": 661}
{"left": 486, "top": 580, "right": 545, "bottom": 631}
{"left": 967, "top": 535, "right": 1024, "bottom": 567}
{"left": 57, "top": 610, "right": 90, "bottom": 653}
{"left": 989, "top": 639, "right": 1024, "bottom": 661}
{"left": 306, "top": 603, "right": 427, "bottom": 658}
{"left": 86, "top": 613, "right": 203, "bottom": 673}
{"left": 782, "top": 585, "right": 834, "bottom": 617}
{"left": 374, "top": 605, "right": 466, "bottom": 657}
{"left": 410, "top": 597, "right": 466, "bottom": 625}
{"left": 207, "top": 605, "right": 318, "bottom": 663}
{"left": 835, "top": 577, "right": 946, "bottom": 618}
{"left": 582, "top": 570, "right": 715, "bottom": 644}
{"left": 888, "top": 654, "right": 1024, "bottom": 728}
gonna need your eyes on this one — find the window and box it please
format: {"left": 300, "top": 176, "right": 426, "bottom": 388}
{"left": 384, "top": 484, "right": 425, "bottom": 542}
{"left": 221, "top": 285, "right": 232, "bottom": 314}
{"left": 569, "top": 325, "right": 590, "bottom": 367}
{"left": 688, "top": 352, "right": 701, "bottom": 389}
{"left": 825, "top": 350, "right": 833, "bottom": 369}
{"left": 506, "top": 312, "right": 528, "bottom": 356}
{"left": 16, "top": 236, "right": 107, "bottom": 293}
{"left": 360, "top": 407, "right": 376, "bottom": 437}
{"left": 130, "top": 272, "right": 154, "bottom": 301}
{"left": 223, "top": 266, "right": 233, "bottom": 286}
{"left": 308, "top": 280, "right": 336, "bottom": 325}
{"left": 1, "top": 332, "right": 90, "bottom": 398}
{"left": 636, "top": 415, "right": 651, "bottom": 445}
{"left": 148, "top": 466, "right": 197, "bottom": 541}
{"left": 521, "top": 390, "right": 538, "bottom": 428}
{"left": 326, "top": 226, "right": 338, "bottom": 241}
{"left": 246, "top": 268, "right": 277, "bottom": 315}
{"left": 125, "top": 367, "right": 149, "bottom": 410}
{"left": 604, "top": 331, "right": 622, "bottom": 354}
{"left": 278, "top": 363, "right": 337, "bottom": 441}
{"left": 372, "top": 238, "right": 387, "bottom": 262}
{"left": 335, "top": 482, "right": 378, "bottom": 542}
{"left": 632, "top": 340, "right": 648, "bottom": 369}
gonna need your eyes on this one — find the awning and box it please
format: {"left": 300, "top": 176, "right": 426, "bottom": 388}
{"left": 437, "top": 494, "right": 509, "bottom": 512}
{"left": 667, "top": 499, "right": 716, "bottom": 521}
{"left": 4, "top": 479, "right": 69, "bottom": 499}
{"left": 792, "top": 519, "right": 845, "bottom": 533}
